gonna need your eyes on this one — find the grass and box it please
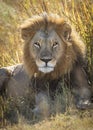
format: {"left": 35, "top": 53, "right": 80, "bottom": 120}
{"left": 0, "top": 85, "right": 93, "bottom": 130}
{"left": 1, "top": 111, "right": 93, "bottom": 130}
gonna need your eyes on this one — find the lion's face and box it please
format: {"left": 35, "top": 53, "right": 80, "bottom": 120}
{"left": 29, "top": 29, "right": 64, "bottom": 73}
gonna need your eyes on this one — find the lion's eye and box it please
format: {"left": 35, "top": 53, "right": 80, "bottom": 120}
{"left": 34, "top": 42, "right": 41, "bottom": 48}
{"left": 52, "top": 42, "right": 58, "bottom": 48}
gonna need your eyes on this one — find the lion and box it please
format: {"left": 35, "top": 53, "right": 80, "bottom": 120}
{"left": 0, "top": 13, "right": 93, "bottom": 123}
{"left": 21, "top": 13, "right": 92, "bottom": 108}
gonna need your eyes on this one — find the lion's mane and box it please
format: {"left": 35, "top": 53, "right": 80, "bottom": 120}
{"left": 21, "top": 13, "right": 86, "bottom": 79}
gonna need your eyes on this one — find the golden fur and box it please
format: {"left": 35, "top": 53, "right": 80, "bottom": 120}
{"left": 21, "top": 13, "right": 86, "bottom": 79}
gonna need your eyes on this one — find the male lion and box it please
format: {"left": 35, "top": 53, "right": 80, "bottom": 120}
{"left": 0, "top": 13, "right": 92, "bottom": 122}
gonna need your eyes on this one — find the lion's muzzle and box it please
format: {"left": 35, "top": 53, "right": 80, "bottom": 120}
{"left": 36, "top": 57, "right": 56, "bottom": 73}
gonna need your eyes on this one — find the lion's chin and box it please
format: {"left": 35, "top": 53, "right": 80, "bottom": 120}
{"left": 38, "top": 67, "right": 54, "bottom": 73}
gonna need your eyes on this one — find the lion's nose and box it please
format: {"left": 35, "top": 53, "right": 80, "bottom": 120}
{"left": 40, "top": 58, "right": 52, "bottom": 63}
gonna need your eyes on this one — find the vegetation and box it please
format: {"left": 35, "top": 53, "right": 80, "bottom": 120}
{"left": 0, "top": 0, "right": 93, "bottom": 129}
{"left": 3, "top": 113, "right": 93, "bottom": 130}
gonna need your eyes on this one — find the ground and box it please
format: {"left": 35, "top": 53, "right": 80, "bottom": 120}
{"left": 1, "top": 110, "right": 93, "bottom": 130}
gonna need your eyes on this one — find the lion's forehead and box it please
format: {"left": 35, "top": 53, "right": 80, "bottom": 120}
{"left": 31, "top": 30, "right": 62, "bottom": 44}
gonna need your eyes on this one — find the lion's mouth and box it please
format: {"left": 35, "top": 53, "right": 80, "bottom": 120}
{"left": 38, "top": 66, "right": 54, "bottom": 73}
{"left": 36, "top": 60, "right": 56, "bottom": 73}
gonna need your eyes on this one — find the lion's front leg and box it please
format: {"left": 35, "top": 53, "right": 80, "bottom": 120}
{"left": 70, "top": 65, "right": 93, "bottom": 109}
{"left": 32, "top": 91, "right": 50, "bottom": 119}
{"left": 31, "top": 78, "right": 51, "bottom": 118}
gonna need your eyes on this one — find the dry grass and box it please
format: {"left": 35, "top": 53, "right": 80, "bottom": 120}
{"left": 2, "top": 111, "right": 93, "bottom": 130}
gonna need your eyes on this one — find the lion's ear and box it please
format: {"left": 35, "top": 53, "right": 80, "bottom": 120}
{"left": 21, "top": 27, "right": 32, "bottom": 41}
{"left": 62, "top": 23, "right": 71, "bottom": 41}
